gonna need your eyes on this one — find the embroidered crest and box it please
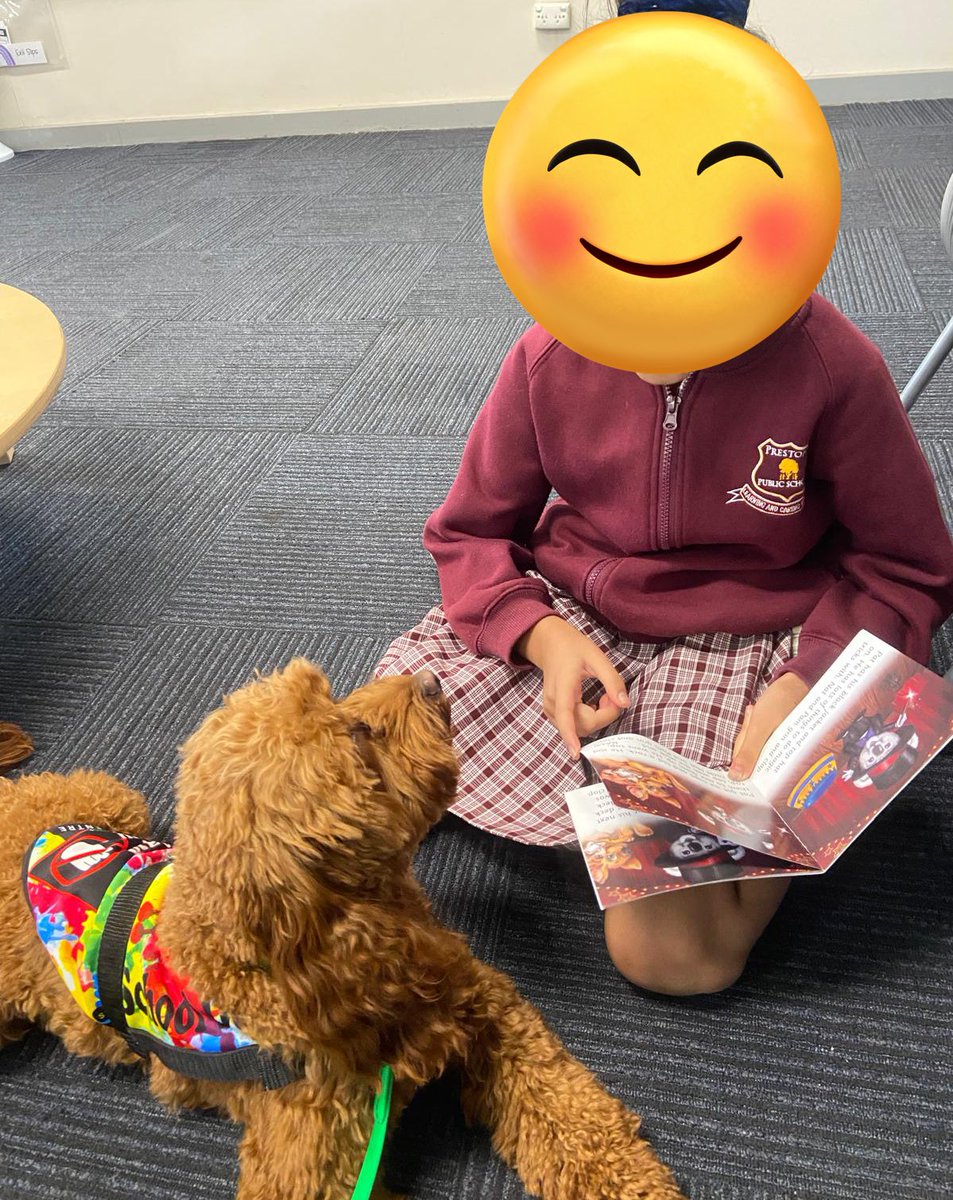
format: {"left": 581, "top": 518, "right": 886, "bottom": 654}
{"left": 726, "top": 439, "right": 807, "bottom": 516}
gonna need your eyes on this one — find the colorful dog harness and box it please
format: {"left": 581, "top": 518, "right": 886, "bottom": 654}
{"left": 23, "top": 823, "right": 394, "bottom": 1193}
{"left": 23, "top": 823, "right": 298, "bottom": 1087}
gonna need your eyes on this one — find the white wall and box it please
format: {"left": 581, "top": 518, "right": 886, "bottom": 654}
{"left": 1, "top": 0, "right": 951, "bottom": 143}
{"left": 750, "top": 0, "right": 953, "bottom": 77}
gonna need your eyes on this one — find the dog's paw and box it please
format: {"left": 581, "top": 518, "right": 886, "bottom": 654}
{"left": 523, "top": 1110, "right": 687, "bottom": 1200}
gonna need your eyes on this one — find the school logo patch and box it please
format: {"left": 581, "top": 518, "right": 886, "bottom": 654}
{"left": 726, "top": 439, "right": 807, "bottom": 516}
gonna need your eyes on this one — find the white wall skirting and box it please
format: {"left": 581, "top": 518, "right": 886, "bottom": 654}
{"left": 4, "top": 71, "right": 952, "bottom": 153}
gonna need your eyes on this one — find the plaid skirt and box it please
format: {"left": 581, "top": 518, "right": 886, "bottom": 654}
{"left": 375, "top": 578, "right": 799, "bottom": 847}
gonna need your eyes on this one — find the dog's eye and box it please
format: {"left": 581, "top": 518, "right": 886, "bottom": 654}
{"left": 349, "top": 722, "right": 373, "bottom": 739}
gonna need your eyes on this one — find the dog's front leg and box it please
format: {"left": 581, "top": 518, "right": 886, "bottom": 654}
{"left": 232, "top": 1078, "right": 400, "bottom": 1200}
{"left": 456, "top": 961, "right": 687, "bottom": 1200}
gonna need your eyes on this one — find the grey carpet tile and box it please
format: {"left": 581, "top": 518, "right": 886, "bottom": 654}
{"left": 905, "top": 332, "right": 953, "bottom": 435}
{"left": 183, "top": 241, "right": 442, "bottom": 322}
{"left": 0, "top": 146, "right": 133, "bottom": 207}
{"left": 413, "top": 819, "right": 522, "bottom": 965}
{"left": 0, "top": 195, "right": 162, "bottom": 258}
{"left": 120, "top": 137, "right": 272, "bottom": 163}
{"left": 818, "top": 226, "right": 925, "bottom": 312}
{"left": 0, "top": 245, "right": 46, "bottom": 281}
{"left": 26, "top": 623, "right": 393, "bottom": 834}
{"left": 0, "top": 145, "right": 136, "bottom": 188}
{"left": 394, "top": 241, "right": 527, "bottom": 318}
{"left": 837, "top": 167, "right": 894, "bottom": 227}
{"left": 266, "top": 191, "right": 477, "bottom": 244}
{"left": 854, "top": 123, "right": 953, "bottom": 171}
{"left": 166, "top": 147, "right": 365, "bottom": 200}
{"left": 159, "top": 435, "right": 457, "bottom": 632}
{"left": 388, "top": 127, "right": 493, "bottom": 152}
{"left": 48, "top": 320, "right": 385, "bottom": 429}
{"left": 830, "top": 126, "right": 869, "bottom": 172}
{"left": 249, "top": 129, "right": 399, "bottom": 165}
{"left": 311, "top": 316, "right": 531, "bottom": 435}
{"left": 877, "top": 161, "right": 953, "bottom": 229}
{"left": 839, "top": 308, "right": 948, "bottom": 392}
{"left": 4, "top": 248, "right": 263, "bottom": 324}
{"left": 822, "top": 97, "right": 953, "bottom": 128}
{"left": 334, "top": 144, "right": 485, "bottom": 198}
{"left": 896, "top": 228, "right": 953, "bottom": 310}
{"left": 92, "top": 193, "right": 314, "bottom": 254}
{"left": 70, "top": 156, "right": 221, "bottom": 206}
{"left": 615, "top": 818, "right": 949, "bottom": 1196}
{"left": 910, "top": 324, "right": 953, "bottom": 435}
{"left": 390, "top": 1131, "right": 525, "bottom": 1200}
{"left": 0, "top": 621, "right": 140, "bottom": 752}
{"left": 0, "top": 425, "right": 293, "bottom": 624}
{"left": 451, "top": 198, "right": 491, "bottom": 244}
{"left": 0, "top": 1061, "right": 239, "bottom": 1200}
{"left": 53, "top": 316, "right": 159, "bottom": 395}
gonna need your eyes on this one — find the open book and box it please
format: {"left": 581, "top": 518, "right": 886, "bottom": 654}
{"left": 566, "top": 631, "right": 953, "bottom": 909}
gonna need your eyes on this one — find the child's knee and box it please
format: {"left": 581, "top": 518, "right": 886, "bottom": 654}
{"left": 605, "top": 922, "right": 746, "bottom": 997}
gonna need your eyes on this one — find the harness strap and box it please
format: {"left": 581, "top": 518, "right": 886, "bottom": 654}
{"left": 96, "top": 861, "right": 163, "bottom": 1043}
{"left": 351, "top": 1065, "right": 394, "bottom": 1200}
{"left": 98, "top": 862, "right": 301, "bottom": 1090}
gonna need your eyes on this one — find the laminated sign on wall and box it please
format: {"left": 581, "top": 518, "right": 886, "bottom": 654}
{"left": 0, "top": 0, "right": 66, "bottom": 70}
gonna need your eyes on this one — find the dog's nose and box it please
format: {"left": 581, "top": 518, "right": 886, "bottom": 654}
{"left": 415, "top": 669, "right": 442, "bottom": 698}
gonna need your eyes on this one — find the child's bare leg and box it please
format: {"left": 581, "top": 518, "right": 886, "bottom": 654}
{"left": 604, "top": 878, "right": 790, "bottom": 996}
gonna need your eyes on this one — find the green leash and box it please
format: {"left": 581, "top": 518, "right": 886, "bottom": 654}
{"left": 350, "top": 1064, "right": 394, "bottom": 1200}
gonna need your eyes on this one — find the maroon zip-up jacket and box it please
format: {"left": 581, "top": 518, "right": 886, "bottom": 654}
{"left": 423, "top": 294, "right": 953, "bottom": 687}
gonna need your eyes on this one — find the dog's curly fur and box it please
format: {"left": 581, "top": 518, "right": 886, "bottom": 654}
{"left": 0, "top": 661, "right": 686, "bottom": 1200}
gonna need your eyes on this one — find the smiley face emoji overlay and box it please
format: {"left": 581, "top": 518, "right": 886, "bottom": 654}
{"left": 483, "top": 13, "right": 841, "bottom": 373}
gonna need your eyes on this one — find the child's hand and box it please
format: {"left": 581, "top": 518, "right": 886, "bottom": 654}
{"left": 517, "top": 616, "right": 629, "bottom": 758}
{"left": 729, "top": 672, "right": 810, "bottom": 780}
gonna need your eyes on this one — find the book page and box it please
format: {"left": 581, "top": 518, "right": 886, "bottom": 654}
{"left": 565, "top": 784, "right": 816, "bottom": 910}
{"left": 580, "top": 733, "right": 814, "bottom": 864}
{"left": 751, "top": 631, "right": 892, "bottom": 798}
{"left": 582, "top": 733, "right": 762, "bottom": 808}
{"left": 751, "top": 631, "right": 953, "bottom": 865}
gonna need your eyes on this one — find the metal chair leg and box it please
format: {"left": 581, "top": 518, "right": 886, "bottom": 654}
{"left": 901, "top": 314, "right": 953, "bottom": 412}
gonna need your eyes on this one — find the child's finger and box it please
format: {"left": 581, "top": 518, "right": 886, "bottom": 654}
{"left": 585, "top": 652, "right": 630, "bottom": 709}
{"left": 550, "top": 693, "right": 581, "bottom": 758}
{"left": 730, "top": 704, "right": 774, "bottom": 780}
{"left": 729, "top": 710, "right": 755, "bottom": 779}
{"left": 574, "top": 700, "right": 622, "bottom": 739}
{"left": 731, "top": 704, "right": 753, "bottom": 760}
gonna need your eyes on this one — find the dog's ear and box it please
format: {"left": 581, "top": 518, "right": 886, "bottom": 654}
{"left": 276, "top": 657, "right": 334, "bottom": 704}
{"left": 238, "top": 862, "right": 386, "bottom": 1074}
{"left": 243, "top": 870, "right": 473, "bottom": 1082}
{"left": 238, "top": 850, "right": 336, "bottom": 1030}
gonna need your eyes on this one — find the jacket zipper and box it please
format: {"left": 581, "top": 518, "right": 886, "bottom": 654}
{"left": 657, "top": 374, "right": 694, "bottom": 551}
{"left": 584, "top": 372, "right": 695, "bottom": 603}
{"left": 583, "top": 557, "right": 611, "bottom": 607}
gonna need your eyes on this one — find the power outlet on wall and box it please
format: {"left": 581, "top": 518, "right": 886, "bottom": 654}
{"left": 534, "top": 3, "right": 571, "bottom": 30}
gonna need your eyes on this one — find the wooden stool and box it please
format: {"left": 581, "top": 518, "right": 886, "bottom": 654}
{"left": 0, "top": 282, "right": 66, "bottom": 465}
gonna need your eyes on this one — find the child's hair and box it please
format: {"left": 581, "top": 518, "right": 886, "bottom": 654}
{"left": 584, "top": 1, "right": 776, "bottom": 47}
{"left": 616, "top": 0, "right": 749, "bottom": 25}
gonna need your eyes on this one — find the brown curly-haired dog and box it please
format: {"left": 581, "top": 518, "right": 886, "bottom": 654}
{"left": 0, "top": 661, "right": 686, "bottom": 1200}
